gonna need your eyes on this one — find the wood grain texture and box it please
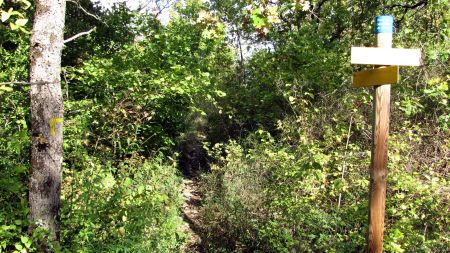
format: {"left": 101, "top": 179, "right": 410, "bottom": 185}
{"left": 366, "top": 30, "right": 393, "bottom": 253}
{"left": 367, "top": 84, "right": 390, "bottom": 253}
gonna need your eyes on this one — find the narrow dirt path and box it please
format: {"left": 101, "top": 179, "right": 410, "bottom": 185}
{"left": 181, "top": 178, "right": 204, "bottom": 253}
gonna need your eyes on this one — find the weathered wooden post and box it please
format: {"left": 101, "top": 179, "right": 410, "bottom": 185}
{"left": 367, "top": 15, "right": 393, "bottom": 253}
{"left": 350, "top": 15, "right": 422, "bottom": 252}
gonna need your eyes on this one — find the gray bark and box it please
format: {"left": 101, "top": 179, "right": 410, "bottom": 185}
{"left": 28, "top": 0, "right": 66, "bottom": 241}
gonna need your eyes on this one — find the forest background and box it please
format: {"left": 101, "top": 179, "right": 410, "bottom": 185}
{"left": 0, "top": 0, "right": 448, "bottom": 252}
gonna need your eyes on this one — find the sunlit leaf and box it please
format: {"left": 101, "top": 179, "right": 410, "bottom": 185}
{"left": 10, "top": 22, "right": 19, "bottom": 30}
{"left": 15, "top": 18, "right": 28, "bottom": 27}
{"left": 0, "top": 85, "right": 13, "bottom": 92}
{"left": 1, "top": 10, "right": 10, "bottom": 22}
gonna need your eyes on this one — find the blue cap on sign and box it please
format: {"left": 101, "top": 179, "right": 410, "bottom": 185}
{"left": 375, "top": 15, "right": 394, "bottom": 34}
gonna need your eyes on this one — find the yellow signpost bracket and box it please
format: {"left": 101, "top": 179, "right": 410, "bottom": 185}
{"left": 352, "top": 66, "right": 399, "bottom": 88}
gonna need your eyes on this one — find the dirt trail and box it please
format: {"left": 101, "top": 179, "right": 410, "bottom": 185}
{"left": 181, "top": 178, "right": 204, "bottom": 253}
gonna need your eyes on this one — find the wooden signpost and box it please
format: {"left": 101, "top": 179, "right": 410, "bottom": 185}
{"left": 350, "top": 15, "right": 422, "bottom": 253}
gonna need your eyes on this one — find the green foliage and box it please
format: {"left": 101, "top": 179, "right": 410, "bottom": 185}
{"left": 0, "top": 8, "right": 30, "bottom": 250}
{"left": 394, "top": 75, "right": 448, "bottom": 129}
{"left": 64, "top": 9, "right": 233, "bottom": 155}
{"left": 57, "top": 2, "right": 232, "bottom": 251}
{"left": 0, "top": 0, "right": 448, "bottom": 252}
{"left": 0, "top": 0, "right": 30, "bottom": 120}
{"left": 200, "top": 1, "right": 449, "bottom": 251}
{"left": 60, "top": 155, "right": 186, "bottom": 252}
{"left": 63, "top": 1, "right": 136, "bottom": 66}
{"left": 201, "top": 115, "right": 448, "bottom": 252}
{"left": 0, "top": 0, "right": 30, "bottom": 32}
{"left": 0, "top": 87, "right": 49, "bottom": 253}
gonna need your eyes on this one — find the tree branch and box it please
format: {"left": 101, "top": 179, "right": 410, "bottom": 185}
{"left": 388, "top": 1, "right": 428, "bottom": 28}
{"left": 154, "top": 0, "right": 174, "bottom": 17}
{"left": 138, "top": 0, "right": 174, "bottom": 19}
{"left": 312, "top": 0, "right": 329, "bottom": 21}
{"left": 0, "top": 80, "right": 59, "bottom": 86}
{"left": 0, "top": 81, "right": 29, "bottom": 86}
{"left": 67, "top": 0, "right": 107, "bottom": 26}
{"left": 64, "top": 27, "right": 96, "bottom": 44}
{"left": 386, "top": 0, "right": 427, "bottom": 10}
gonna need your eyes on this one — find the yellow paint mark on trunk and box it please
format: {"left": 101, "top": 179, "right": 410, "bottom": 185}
{"left": 49, "top": 118, "right": 63, "bottom": 136}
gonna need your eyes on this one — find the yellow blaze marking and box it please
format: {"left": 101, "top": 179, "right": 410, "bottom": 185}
{"left": 49, "top": 117, "right": 63, "bottom": 136}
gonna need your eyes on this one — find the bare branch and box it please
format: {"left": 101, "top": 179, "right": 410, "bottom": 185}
{"left": 67, "top": 0, "right": 107, "bottom": 26}
{"left": 0, "top": 81, "right": 29, "bottom": 86}
{"left": 64, "top": 27, "right": 96, "bottom": 44}
{"left": 386, "top": 0, "right": 427, "bottom": 10}
{"left": 138, "top": 0, "right": 174, "bottom": 18}
{"left": 154, "top": 0, "right": 174, "bottom": 17}
{"left": 0, "top": 80, "right": 59, "bottom": 86}
{"left": 387, "top": 1, "right": 428, "bottom": 27}
{"left": 312, "top": 0, "right": 329, "bottom": 20}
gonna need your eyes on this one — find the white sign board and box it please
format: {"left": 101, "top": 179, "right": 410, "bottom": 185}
{"left": 351, "top": 47, "right": 422, "bottom": 66}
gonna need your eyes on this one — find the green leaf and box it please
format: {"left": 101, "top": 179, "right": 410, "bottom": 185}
{"left": 123, "top": 177, "right": 132, "bottom": 187}
{"left": 1, "top": 10, "right": 10, "bottom": 22}
{"left": 19, "top": 26, "right": 30, "bottom": 34}
{"left": 10, "top": 22, "right": 19, "bottom": 30}
{"left": 20, "top": 236, "right": 31, "bottom": 248}
{"left": 15, "top": 165, "right": 27, "bottom": 174}
{"left": 251, "top": 8, "right": 266, "bottom": 28}
{"left": 137, "top": 185, "right": 145, "bottom": 194}
{"left": 15, "top": 18, "right": 28, "bottom": 27}
{"left": 215, "top": 90, "right": 226, "bottom": 97}
{"left": 251, "top": 15, "right": 265, "bottom": 28}
{"left": 14, "top": 243, "right": 23, "bottom": 251}
{"left": 0, "top": 85, "right": 13, "bottom": 92}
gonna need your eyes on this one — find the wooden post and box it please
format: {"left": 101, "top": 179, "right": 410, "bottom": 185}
{"left": 367, "top": 15, "right": 393, "bottom": 253}
{"left": 350, "top": 15, "right": 421, "bottom": 251}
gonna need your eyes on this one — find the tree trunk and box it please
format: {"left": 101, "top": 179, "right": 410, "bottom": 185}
{"left": 28, "top": 0, "right": 66, "bottom": 241}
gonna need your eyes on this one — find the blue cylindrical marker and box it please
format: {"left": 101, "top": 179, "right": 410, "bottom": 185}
{"left": 375, "top": 15, "right": 394, "bottom": 34}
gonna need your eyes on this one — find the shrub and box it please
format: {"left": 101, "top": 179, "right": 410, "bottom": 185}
{"left": 201, "top": 119, "right": 449, "bottom": 252}
{"left": 60, "top": 155, "right": 187, "bottom": 252}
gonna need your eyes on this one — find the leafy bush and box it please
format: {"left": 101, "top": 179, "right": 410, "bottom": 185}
{"left": 55, "top": 99, "right": 187, "bottom": 252}
{"left": 201, "top": 110, "right": 449, "bottom": 252}
{"left": 60, "top": 155, "right": 186, "bottom": 252}
{"left": 1, "top": 0, "right": 448, "bottom": 252}
{"left": 0, "top": 27, "right": 32, "bottom": 253}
